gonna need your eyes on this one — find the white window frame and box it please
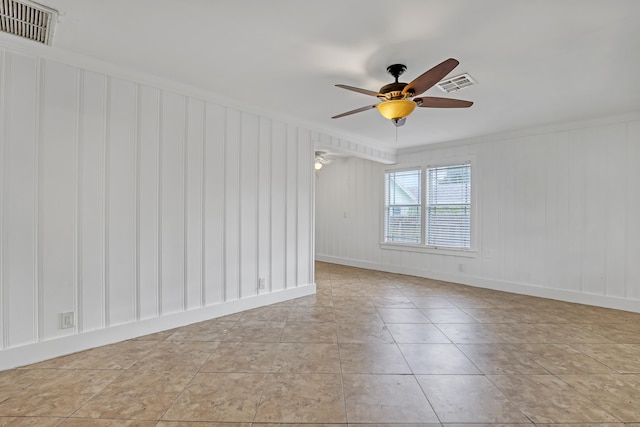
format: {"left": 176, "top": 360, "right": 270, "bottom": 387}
{"left": 380, "top": 156, "right": 477, "bottom": 258}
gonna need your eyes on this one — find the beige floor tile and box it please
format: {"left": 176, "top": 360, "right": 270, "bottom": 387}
{"left": 162, "top": 373, "right": 267, "bottom": 422}
{"left": 200, "top": 342, "right": 278, "bottom": 373}
{"left": 437, "top": 324, "right": 505, "bottom": 344}
{"left": 334, "top": 306, "right": 384, "bottom": 324}
{"left": 240, "top": 307, "right": 291, "bottom": 322}
{"left": 157, "top": 423, "right": 251, "bottom": 427}
{"left": 399, "top": 343, "right": 480, "bottom": 374}
{"left": 254, "top": 374, "right": 346, "bottom": 423}
{"left": 223, "top": 321, "right": 286, "bottom": 343}
{"left": 458, "top": 344, "right": 549, "bottom": 375}
{"left": 346, "top": 424, "right": 443, "bottom": 427}
{"left": 0, "top": 369, "right": 52, "bottom": 401}
{"left": 287, "top": 306, "right": 336, "bottom": 322}
{"left": 571, "top": 343, "right": 640, "bottom": 373}
{"left": 580, "top": 323, "right": 640, "bottom": 343}
{"left": 559, "top": 374, "right": 640, "bottom": 422}
{"left": 386, "top": 323, "right": 451, "bottom": 344}
{"left": 337, "top": 322, "right": 395, "bottom": 344}
{"left": 131, "top": 341, "right": 219, "bottom": 372}
{"left": 517, "top": 343, "right": 614, "bottom": 374}
{"left": 371, "top": 296, "right": 416, "bottom": 308}
{"left": 59, "top": 420, "right": 156, "bottom": 427}
{"left": 417, "top": 375, "right": 529, "bottom": 423}
{"left": 294, "top": 293, "right": 334, "bottom": 307}
{"left": 339, "top": 343, "right": 411, "bottom": 374}
{"left": 421, "top": 308, "right": 478, "bottom": 323}
{"left": 0, "top": 417, "right": 63, "bottom": 426}
{"left": 377, "top": 308, "right": 430, "bottom": 323}
{"left": 71, "top": 369, "right": 194, "bottom": 420}
{"left": 166, "top": 320, "right": 236, "bottom": 341}
{"left": 447, "top": 296, "right": 496, "bottom": 308}
{"left": 488, "top": 374, "right": 619, "bottom": 423}
{"left": 0, "top": 370, "right": 122, "bottom": 417}
{"left": 280, "top": 321, "right": 337, "bottom": 343}
{"left": 29, "top": 341, "right": 157, "bottom": 370}
{"left": 5, "top": 262, "right": 640, "bottom": 425}
{"left": 270, "top": 343, "right": 341, "bottom": 373}
{"left": 407, "top": 296, "right": 457, "bottom": 308}
{"left": 342, "top": 374, "right": 438, "bottom": 423}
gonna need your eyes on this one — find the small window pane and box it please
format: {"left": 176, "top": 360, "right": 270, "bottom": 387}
{"left": 426, "top": 163, "right": 471, "bottom": 248}
{"left": 384, "top": 169, "right": 421, "bottom": 243}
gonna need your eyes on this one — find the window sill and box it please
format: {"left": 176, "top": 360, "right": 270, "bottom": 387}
{"left": 380, "top": 242, "right": 478, "bottom": 258}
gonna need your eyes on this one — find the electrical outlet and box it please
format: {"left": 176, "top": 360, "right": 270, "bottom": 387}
{"left": 258, "top": 277, "right": 266, "bottom": 289}
{"left": 458, "top": 263, "right": 465, "bottom": 273}
{"left": 60, "top": 312, "right": 74, "bottom": 329}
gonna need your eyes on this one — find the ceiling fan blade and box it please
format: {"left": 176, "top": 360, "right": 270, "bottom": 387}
{"left": 335, "top": 84, "right": 381, "bottom": 97}
{"left": 415, "top": 97, "right": 473, "bottom": 108}
{"left": 402, "top": 58, "right": 459, "bottom": 96}
{"left": 331, "top": 104, "right": 378, "bottom": 119}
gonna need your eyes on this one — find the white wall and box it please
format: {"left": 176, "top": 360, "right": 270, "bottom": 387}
{"left": 316, "top": 114, "right": 640, "bottom": 312}
{"left": 0, "top": 46, "right": 318, "bottom": 369}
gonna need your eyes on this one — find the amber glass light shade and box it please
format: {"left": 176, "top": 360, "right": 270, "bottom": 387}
{"left": 376, "top": 99, "right": 416, "bottom": 120}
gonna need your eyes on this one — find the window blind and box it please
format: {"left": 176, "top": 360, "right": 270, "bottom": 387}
{"left": 384, "top": 169, "right": 421, "bottom": 243}
{"left": 426, "top": 163, "right": 471, "bottom": 248}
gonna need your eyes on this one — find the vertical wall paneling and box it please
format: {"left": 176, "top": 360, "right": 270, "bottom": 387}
{"left": 0, "top": 47, "right": 317, "bottom": 365}
{"left": 2, "top": 52, "right": 38, "bottom": 347}
{"left": 160, "top": 91, "right": 186, "bottom": 314}
{"left": 258, "top": 118, "right": 272, "bottom": 293}
{"left": 581, "top": 127, "right": 608, "bottom": 295}
{"left": 40, "top": 60, "right": 77, "bottom": 340}
{"left": 74, "top": 69, "right": 82, "bottom": 331}
{"left": 138, "top": 85, "right": 160, "bottom": 319}
{"left": 285, "top": 125, "right": 298, "bottom": 288}
{"left": 224, "top": 108, "right": 241, "bottom": 301}
{"left": 239, "top": 112, "right": 259, "bottom": 298}
{"left": 605, "top": 124, "right": 627, "bottom": 298}
{"left": 186, "top": 97, "right": 204, "bottom": 310}
{"left": 203, "top": 103, "right": 225, "bottom": 305}
{"left": 297, "top": 128, "right": 312, "bottom": 286}
{"left": 270, "top": 121, "right": 287, "bottom": 292}
{"left": 79, "top": 71, "right": 107, "bottom": 331}
{"left": 107, "top": 77, "right": 137, "bottom": 326}
{"left": 627, "top": 121, "right": 640, "bottom": 300}
{"left": 0, "top": 48, "right": 5, "bottom": 350}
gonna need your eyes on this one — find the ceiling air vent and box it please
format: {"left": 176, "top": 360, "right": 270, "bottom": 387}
{"left": 436, "top": 73, "right": 477, "bottom": 93}
{"left": 0, "top": 0, "right": 57, "bottom": 45}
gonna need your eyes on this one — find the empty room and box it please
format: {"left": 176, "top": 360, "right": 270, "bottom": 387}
{"left": 1, "top": 0, "right": 639, "bottom": 425}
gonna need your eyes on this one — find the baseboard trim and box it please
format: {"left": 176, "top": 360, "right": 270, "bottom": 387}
{"left": 0, "top": 283, "right": 315, "bottom": 371}
{"left": 316, "top": 255, "right": 640, "bottom": 314}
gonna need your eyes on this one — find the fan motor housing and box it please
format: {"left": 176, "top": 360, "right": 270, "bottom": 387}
{"left": 378, "top": 82, "right": 408, "bottom": 100}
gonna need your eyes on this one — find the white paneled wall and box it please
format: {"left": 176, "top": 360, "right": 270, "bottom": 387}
{"left": 0, "top": 47, "right": 316, "bottom": 368}
{"left": 316, "top": 116, "right": 640, "bottom": 312}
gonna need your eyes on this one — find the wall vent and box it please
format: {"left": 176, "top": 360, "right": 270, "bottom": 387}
{"left": 436, "top": 73, "right": 477, "bottom": 93}
{"left": 0, "top": 0, "right": 57, "bottom": 45}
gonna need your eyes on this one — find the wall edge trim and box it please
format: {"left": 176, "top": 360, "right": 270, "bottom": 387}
{"left": 316, "top": 255, "right": 640, "bottom": 314}
{"left": 0, "top": 283, "right": 315, "bottom": 371}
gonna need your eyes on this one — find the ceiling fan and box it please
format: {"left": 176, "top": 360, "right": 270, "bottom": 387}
{"left": 332, "top": 58, "right": 473, "bottom": 127}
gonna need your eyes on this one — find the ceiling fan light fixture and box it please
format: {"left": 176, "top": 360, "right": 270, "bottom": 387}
{"left": 376, "top": 99, "right": 416, "bottom": 121}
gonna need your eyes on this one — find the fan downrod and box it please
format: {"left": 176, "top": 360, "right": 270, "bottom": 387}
{"left": 386, "top": 64, "right": 407, "bottom": 82}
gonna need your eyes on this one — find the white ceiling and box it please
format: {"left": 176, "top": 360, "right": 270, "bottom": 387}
{"left": 31, "top": 0, "right": 640, "bottom": 150}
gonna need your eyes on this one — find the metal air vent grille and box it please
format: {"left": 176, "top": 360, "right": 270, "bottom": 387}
{"left": 0, "top": 0, "right": 56, "bottom": 45}
{"left": 436, "top": 73, "right": 477, "bottom": 93}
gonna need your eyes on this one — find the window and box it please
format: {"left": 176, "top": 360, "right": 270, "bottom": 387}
{"left": 384, "top": 162, "right": 472, "bottom": 249}
{"left": 384, "top": 169, "right": 421, "bottom": 243}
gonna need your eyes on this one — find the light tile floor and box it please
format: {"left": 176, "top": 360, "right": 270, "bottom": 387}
{"left": 1, "top": 261, "right": 640, "bottom": 426}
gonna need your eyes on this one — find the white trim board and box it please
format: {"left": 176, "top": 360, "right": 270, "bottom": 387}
{"left": 316, "top": 255, "right": 640, "bottom": 314}
{"left": 0, "top": 283, "right": 315, "bottom": 371}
